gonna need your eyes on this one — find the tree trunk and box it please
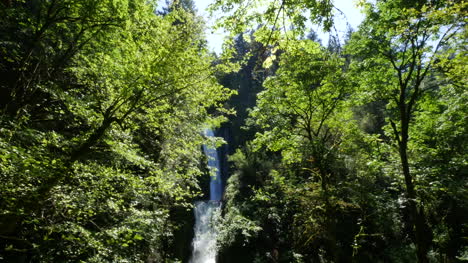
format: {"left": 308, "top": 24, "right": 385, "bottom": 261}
{"left": 70, "top": 116, "right": 115, "bottom": 161}
{"left": 398, "top": 105, "right": 431, "bottom": 263}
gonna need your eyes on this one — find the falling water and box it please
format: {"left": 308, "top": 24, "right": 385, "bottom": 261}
{"left": 189, "top": 129, "right": 222, "bottom": 263}
{"left": 190, "top": 201, "right": 220, "bottom": 263}
{"left": 203, "top": 129, "right": 222, "bottom": 201}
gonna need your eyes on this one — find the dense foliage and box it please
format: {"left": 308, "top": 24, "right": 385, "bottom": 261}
{"left": 0, "top": 0, "right": 232, "bottom": 262}
{"left": 216, "top": 0, "right": 467, "bottom": 262}
{"left": 1, "top": 0, "right": 466, "bottom": 262}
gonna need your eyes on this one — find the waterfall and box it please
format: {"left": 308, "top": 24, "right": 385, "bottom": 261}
{"left": 190, "top": 129, "right": 222, "bottom": 263}
{"left": 190, "top": 201, "right": 220, "bottom": 263}
{"left": 203, "top": 129, "right": 222, "bottom": 201}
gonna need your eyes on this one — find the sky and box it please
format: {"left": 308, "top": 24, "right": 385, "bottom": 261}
{"left": 193, "top": 0, "right": 366, "bottom": 54}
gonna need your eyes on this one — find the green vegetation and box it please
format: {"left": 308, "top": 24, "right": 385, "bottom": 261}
{"left": 1, "top": 0, "right": 466, "bottom": 262}
{"left": 0, "top": 0, "right": 231, "bottom": 261}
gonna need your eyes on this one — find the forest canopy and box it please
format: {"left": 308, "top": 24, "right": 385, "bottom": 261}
{"left": 0, "top": 0, "right": 466, "bottom": 262}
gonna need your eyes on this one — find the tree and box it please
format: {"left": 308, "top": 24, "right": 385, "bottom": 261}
{"left": 345, "top": 0, "right": 466, "bottom": 261}
{"left": 209, "top": 0, "right": 336, "bottom": 37}
{"left": 0, "top": 0, "right": 129, "bottom": 116}
{"left": 208, "top": 0, "right": 341, "bottom": 65}
{"left": 252, "top": 39, "right": 347, "bottom": 178}
{"left": 0, "top": 1, "right": 233, "bottom": 261}
{"left": 247, "top": 39, "right": 357, "bottom": 261}
{"left": 159, "top": 0, "right": 197, "bottom": 15}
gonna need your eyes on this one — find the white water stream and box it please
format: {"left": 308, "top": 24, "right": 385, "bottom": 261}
{"left": 189, "top": 129, "right": 222, "bottom": 263}
{"left": 190, "top": 201, "right": 220, "bottom": 263}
